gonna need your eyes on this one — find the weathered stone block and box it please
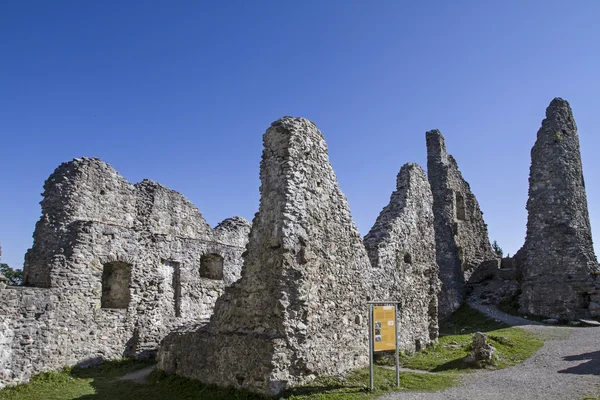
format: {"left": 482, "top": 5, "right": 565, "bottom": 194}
{"left": 468, "top": 259, "right": 501, "bottom": 284}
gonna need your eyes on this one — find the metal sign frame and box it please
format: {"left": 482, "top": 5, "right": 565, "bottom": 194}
{"left": 368, "top": 301, "right": 400, "bottom": 391}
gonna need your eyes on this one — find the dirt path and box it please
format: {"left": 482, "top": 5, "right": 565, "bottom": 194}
{"left": 118, "top": 366, "right": 155, "bottom": 384}
{"left": 378, "top": 302, "right": 600, "bottom": 400}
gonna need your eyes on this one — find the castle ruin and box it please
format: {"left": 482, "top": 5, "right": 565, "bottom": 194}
{"left": 0, "top": 158, "right": 250, "bottom": 388}
{"left": 0, "top": 97, "right": 599, "bottom": 393}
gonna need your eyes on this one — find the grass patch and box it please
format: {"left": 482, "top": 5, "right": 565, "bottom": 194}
{"left": 0, "top": 305, "right": 544, "bottom": 400}
{"left": 393, "top": 305, "right": 543, "bottom": 372}
{"left": 0, "top": 359, "right": 156, "bottom": 400}
{"left": 284, "top": 367, "right": 458, "bottom": 399}
{"left": 398, "top": 326, "right": 542, "bottom": 372}
{"left": 0, "top": 361, "right": 458, "bottom": 400}
{"left": 0, "top": 369, "right": 95, "bottom": 400}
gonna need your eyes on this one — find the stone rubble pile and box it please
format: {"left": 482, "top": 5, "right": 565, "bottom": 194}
{"left": 468, "top": 331, "right": 496, "bottom": 367}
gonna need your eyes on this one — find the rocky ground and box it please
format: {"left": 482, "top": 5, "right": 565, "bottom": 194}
{"left": 377, "top": 302, "right": 600, "bottom": 400}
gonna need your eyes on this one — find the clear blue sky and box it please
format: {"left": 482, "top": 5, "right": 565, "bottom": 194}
{"left": 1, "top": 1, "right": 599, "bottom": 269}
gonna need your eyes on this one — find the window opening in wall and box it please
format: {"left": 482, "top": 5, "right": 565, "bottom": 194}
{"left": 415, "top": 339, "right": 422, "bottom": 352}
{"left": 403, "top": 253, "right": 412, "bottom": 264}
{"left": 455, "top": 192, "right": 467, "bottom": 221}
{"left": 162, "top": 260, "right": 182, "bottom": 317}
{"left": 101, "top": 261, "right": 131, "bottom": 309}
{"left": 200, "top": 253, "right": 224, "bottom": 280}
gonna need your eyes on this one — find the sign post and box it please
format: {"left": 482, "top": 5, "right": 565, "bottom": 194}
{"left": 368, "top": 301, "right": 400, "bottom": 391}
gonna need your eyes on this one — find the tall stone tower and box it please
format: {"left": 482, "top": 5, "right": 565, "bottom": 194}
{"left": 517, "top": 98, "right": 599, "bottom": 319}
{"left": 426, "top": 130, "right": 498, "bottom": 318}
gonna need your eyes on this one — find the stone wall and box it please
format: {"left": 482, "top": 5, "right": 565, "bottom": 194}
{"left": 0, "top": 287, "right": 52, "bottom": 388}
{"left": 0, "top": 157, "right": 250, "bottom": 388}
{"left": 426, "top": 130, "right": 498, "bottom": 318}
{"left": 158, "top": 117, "right": 372, "bottom": 396}
{"left": 363, "top": 163, "right": 440, "bottom": 352}
{"left": 515, "top": 98, "right": 600, "bottom": 319}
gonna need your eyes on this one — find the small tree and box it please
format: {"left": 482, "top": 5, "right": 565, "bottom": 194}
{"left": 491, "top": 240, "right": 503, "bottom": 258}
{"left": 0, "top": 263, "right": 23, "bottom": 286}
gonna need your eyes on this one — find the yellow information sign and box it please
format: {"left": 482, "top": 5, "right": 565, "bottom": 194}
{"left": 373, "top": 305, "right": 396, "bottom": 352}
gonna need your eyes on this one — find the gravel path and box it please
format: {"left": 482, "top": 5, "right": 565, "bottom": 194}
{"left": 378, "top": 303, "right": 600, "bottom": 400}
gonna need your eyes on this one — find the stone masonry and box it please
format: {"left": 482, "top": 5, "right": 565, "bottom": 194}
{"left": 426, "top": 130, "right": 498, "bottom": 318}
{"left": 158, "top": 117, "right": 372, "bottom": 396}
{"left": 0, "top": 157, "right": 250, "bottom": 388}
{"left": 363, "top": 163, "right": 441, "bottom": 353}
{"left": 0, "top": 247, "right": 7, "bottom": 286}
{"left": 515, "top": 98, "right": 600, "bottom": 319}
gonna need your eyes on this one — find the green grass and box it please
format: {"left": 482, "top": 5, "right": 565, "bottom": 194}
{"left": 284, "top": 368, "right": 458, "bottom": 400}
{"left": 0, "top": 362, "right": 458, "bottom": 400}
{"left": 397, "top": 326, "right": 542, "bottom": 372}
{"left": 395, "top": 305, "right": 544, "bottom": 372}
{"left": 0, "top": 305, "right": 545, "bottom": 400}
{"left": 0, "top": 370, "right": 95, "bottom": 400}
{"left": 0, "top": 359, "right": 156, "bottom": 400}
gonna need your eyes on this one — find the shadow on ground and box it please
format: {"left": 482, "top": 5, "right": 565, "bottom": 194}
{"left": 558, "top": 350, "right": 600, "bottom": 376}
{"left": 70, "top": 365, "right": 267, "bottom": 400}
{"left": 440, "top": 305, "right": 509, "bottom": 336}
{"left": 70, "top": 364, "right": 361, "bottom": 400}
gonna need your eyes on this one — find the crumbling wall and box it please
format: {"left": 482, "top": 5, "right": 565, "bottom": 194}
{"left": 515, "top": 98, "right": 599, "bottom": 319}
{"left": 24, "top": 159, "right": 137, "bottom": 288}
{"left": 426, "top": 130, "right": 498, "bottom": 318}
{"left": 1, "top": 157, "right": 250, "bottom": 388}
{"left": 158, "top": 117, "right": 372, "bottom": 396}
{"left": 0, "top": 287, "right": 52, "bottom": 388}
{"left": 364, "top": 163, "right": 440, "bottom": 352}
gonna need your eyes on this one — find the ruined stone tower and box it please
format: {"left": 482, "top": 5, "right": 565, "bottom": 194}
{"left": 364, "top": 163, "right": 441, "bottom": 352}
{"left": 516, "top": 97, "right": 599, "bottom": 319}
{"left": 426, "top": 130, "right": 498, "bottom": 318}
{"left": 158, "top": 117, "right": 371, "bottom": 395}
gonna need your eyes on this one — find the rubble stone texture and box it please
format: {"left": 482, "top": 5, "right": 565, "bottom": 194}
{"left": 469, "top": 332, "right": 495, "bottom": 367}
{"left": 516, "top": 98, "right": 600, "bottom": 319}
{"left": 426, "top": 130, "right": 498, "bottom": 318}
{"left": 0, "top": 247, "right": 8, "bottom": 286}
{"left": 158, "top": 117, "right": 372, "bottom": 396}
{"left": 0, "top": 158, "right": 250, "bottom": 388}
{"left": 363, "top": 163, "right": 441, "bottom": 352}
